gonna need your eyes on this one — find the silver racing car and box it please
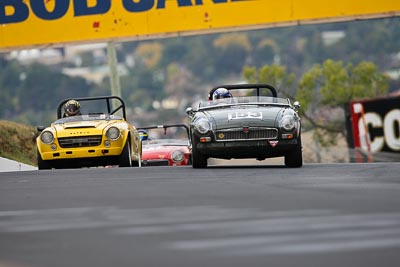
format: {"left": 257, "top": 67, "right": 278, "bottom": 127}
{"left": 186, "top": 83, "right": 302, "bottom": 168}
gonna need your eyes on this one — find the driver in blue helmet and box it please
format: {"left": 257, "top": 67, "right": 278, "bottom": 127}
{"left": 212, "top": 88, "right": 233, "bottom": 103}
{"left": 139, "top": 130, "right": 149, "bottom": 141}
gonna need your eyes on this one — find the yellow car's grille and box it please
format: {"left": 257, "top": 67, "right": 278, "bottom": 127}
{"left": 58, "top": 136, "right": 102, "bottom": 148}
{"left": 215, "top": 128, "right": 278, "bottom": 141}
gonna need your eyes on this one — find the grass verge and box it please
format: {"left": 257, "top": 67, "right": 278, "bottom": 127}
{"left": 0, "top": 120, "right": 37, "bottom": 166}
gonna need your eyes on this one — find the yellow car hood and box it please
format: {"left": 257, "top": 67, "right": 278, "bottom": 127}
{"left": 52, "top": 120, "right": 119, "bottom": 138}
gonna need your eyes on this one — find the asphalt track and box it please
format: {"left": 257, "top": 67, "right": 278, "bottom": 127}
{"left": 1, "top": 162, "right": 400, "bottom": 267}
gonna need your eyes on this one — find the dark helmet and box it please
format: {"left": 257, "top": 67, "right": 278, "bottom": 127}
{"left": 64, "top": 99, "right": 81, "bottom": 117}
{"left": 212, "top": 88, "right": 232, "bottom": 100}
{"left": 139, "top": 130, "right": 149, "bottom": 141}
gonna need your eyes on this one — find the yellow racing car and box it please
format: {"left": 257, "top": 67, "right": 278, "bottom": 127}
{"left": 36, "top": 96, "right": 142, "bottom": 169}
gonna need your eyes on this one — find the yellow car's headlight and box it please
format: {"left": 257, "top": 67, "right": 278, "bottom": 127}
{"left": 40, "top": 131, "right": 54, "bottom": 144}
{"left": 106, "top": 127, "right": 121, "bottom": 140}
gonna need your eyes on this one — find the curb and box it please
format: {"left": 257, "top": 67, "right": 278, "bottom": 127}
{"left": 0, "top": 157, "right": 37, "bottom": 172}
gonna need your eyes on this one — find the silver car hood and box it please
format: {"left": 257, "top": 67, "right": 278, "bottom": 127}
{"left": 202, "top": 106, "right": 286, "bottom": 130}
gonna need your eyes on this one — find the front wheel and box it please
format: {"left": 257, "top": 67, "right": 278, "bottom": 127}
{"left": 191, "top": 136, "right": 208, "bottom": 168}
{"left": 119, "top": 140, "right": 132, "bottom": 167}
{"left": 284, "top": 135, "right": 303, "bottom": 168}
{"left": 37, "top": 149, "right": 52, "bottom": 170}
{"left": 132, "top": 144, "right": 142, "bottom": 167}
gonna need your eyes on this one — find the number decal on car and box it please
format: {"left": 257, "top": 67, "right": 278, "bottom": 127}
{"left": 228, "top": 112, "right": 263, "bottom": 121}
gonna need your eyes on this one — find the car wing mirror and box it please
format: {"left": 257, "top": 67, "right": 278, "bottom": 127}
{"left": 186, "top": 107, "right": 194, "bottom": 117}
{"left": 293, "top": 101, "right": 300, "bottom": 111}
{"left": 36, "top": 126, "right": 46, "bottom": 133}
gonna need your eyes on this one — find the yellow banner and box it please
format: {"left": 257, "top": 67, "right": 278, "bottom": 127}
{"left": 1, "top": 0, "right": 399, "bottom": 51}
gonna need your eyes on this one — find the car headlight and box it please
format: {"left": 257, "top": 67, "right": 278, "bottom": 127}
{"left": 280, "top": 115, "right": 296, "bottom": 131}
{"left": 106, "top": 127, "right": 120, "bottom": 140}
{"left": 194, "top": 118, "right": 211, "bottom": 134}
{"left": 40, "top": 131, "right": 54, "bottom": 144}
{"left": 171, "top": 150, "right": 185, "bottom": 163}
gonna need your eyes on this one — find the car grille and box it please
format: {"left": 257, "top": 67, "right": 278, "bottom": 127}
{"left": 215, "top": 127, "right": 278, "bottom": 141}
{"left": 58, "top": 136, "right": 102, "bottom": 148}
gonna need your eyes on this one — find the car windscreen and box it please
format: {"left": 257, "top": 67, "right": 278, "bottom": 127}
{"left": 140, "top": 127, "right": 189, "bottom": 144}
{"left": 143, "top": 139, "right": 189, "bottom": 146}
{"left": 54, "top": 114, "right": 122, "bottom": 124}
{"left": 59, "top": 98, "right": 126, "bottom": 119}
{"left": 197, "top": 96, "right": 290, "bottom": 109}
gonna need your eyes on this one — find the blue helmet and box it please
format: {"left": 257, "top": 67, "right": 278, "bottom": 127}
{"left": 212, "top": 88, "right": 232, "bottom": 100}
{"left": 139, "top": 130, "right": 149, "bottom": 141}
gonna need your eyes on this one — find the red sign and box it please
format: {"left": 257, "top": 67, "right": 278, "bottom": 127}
{"left": 347, "top": 94, "right": 400, "bottom": 162}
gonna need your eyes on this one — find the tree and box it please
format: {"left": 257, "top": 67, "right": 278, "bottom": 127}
{"left": 213, "top": 33, "right": 252, "bottom": 75}
{"left": 251, "top": 38, "right": 279, "bottom": 67}
{"left": 242, "top": 64, "right": 296, "bottom": 99}
{"left": 0, "top": 59, "right": 24, "bottom": 117}
{"left": 296, "top": 59, "right": 389, "bottom": 146}
{"left": 135, "top": 42, "right": 163, "bottom": 69}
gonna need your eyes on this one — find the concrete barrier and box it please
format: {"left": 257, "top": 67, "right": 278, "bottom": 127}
{"left": 0, "top": 157, "right": 37, "bottom": 172}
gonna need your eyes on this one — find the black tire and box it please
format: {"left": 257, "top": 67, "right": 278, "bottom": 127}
{"left": 284, "top": 135, "right": 303, "bottom": 168}
{"left": 131, "top": 156, "right": 141, "bottom": 167}
{"left": 191, "top": 136, "right": 208, "bottom": 168}
{"left": 132, "top": 141, "right": 142, "bottom": 167}
{"left": 119, "top": 140, "right": 132, "bottom": 167}
{"left": 37, "top": 149, "right": 52, "bottom": 170}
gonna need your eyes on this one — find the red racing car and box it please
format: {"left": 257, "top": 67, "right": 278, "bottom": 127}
{"left": 138, "top": 124, "right": 192, "bottom": 166}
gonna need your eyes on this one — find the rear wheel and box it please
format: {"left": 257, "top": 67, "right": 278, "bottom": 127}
{"left": 284, "top": 135, "right": 303, "bottom": 168}
{"left": 37, "top": 150, "right": 52, "bottom": 170}
{"left": 119, "top": 140, "right": 132, "bottom": 167}
{"left": 191, "top": 137, "right": 208, "bottom": 168}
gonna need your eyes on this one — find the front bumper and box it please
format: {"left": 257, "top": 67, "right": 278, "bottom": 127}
{"left": 196, "top": 139, "right": 298, "bottom": 159}
{"left": 142, "top": 159, "right": 170, "bottom": 166}
{"left": 39, "top": 146, "right": 124, "bottom": 161}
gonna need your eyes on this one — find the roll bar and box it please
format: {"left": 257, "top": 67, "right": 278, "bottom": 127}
{"left": 138, "top": 124, "right": 190, "bottom": 138}
{"left": 207, "top": 83, "right": 278, "bottom": 100}
{"left": 57, "top": 95, "right": 126, "bottom": 119}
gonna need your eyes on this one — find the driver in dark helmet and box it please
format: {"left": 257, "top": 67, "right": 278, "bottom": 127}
{"left": 63, "top": 99, "right": 81, "bottom": 117}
